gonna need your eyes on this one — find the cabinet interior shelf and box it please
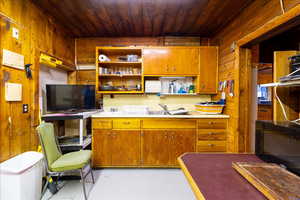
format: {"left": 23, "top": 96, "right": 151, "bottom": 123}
{"left": 159, "top": 93, "right": 198, "bottom": 96}
{"left": 99, "top": 74, "right": 141, "bottom": 77}
{"left": 260, "top": 80, "right": 300, "bottom": 87}
{"left": 97, "top": 91, "right": 144, "bottom": 94}
{"left": 144, "top": 75, "right": 198, "bottom": 77}
{"left": 99, "top": 61, "right": 142, "bottom": 65}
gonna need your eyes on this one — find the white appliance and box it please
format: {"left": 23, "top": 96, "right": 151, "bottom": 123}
{"left": 145, "top": 80, "right": 161, "bottom": 93}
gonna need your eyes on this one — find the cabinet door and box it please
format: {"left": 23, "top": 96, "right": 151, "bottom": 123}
{"left": 111, "top": 130, "right": 141, "bottom": 166}
{"left": 169, "top": 129, "right": 196, "bottom": 166}
{"left": 167, "top": 48, "right": 199, "bottom": 75}
{"left": 143, "top": 48, "right": 199, "bottom": 75}
{"left": 143, "top": 48, "right": 169, "bottom": 75}
{"left": 142, "top": 130, "right": 169, "bottom": 166}
{"left": 93, "top": 130, "right": 112, "bottom": 166}
{"left": 199, "top": 47, "right": 218, "bottom": 94}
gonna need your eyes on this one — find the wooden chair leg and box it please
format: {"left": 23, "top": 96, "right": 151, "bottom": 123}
{"left": 80, "top": 169, "right": 88, "bottom": 200}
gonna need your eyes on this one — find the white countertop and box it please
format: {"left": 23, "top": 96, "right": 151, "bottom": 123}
{"left": 92, "top": 112, "right": 229, "bottom": 118}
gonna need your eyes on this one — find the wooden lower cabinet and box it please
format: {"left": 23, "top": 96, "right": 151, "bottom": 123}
{"left": 93, "top": 118, "right": 227, "bottom": 167}
{"left": 142, "top": 129, "right": 196, "bottom": 166}
{"left": 93, "top": 130, "right": 140, "bottom": 166}
{"left": 197, "top": 141, "right": 226, "bottom": 152}
{"left": 111, "top": 130, "right": 140, "bottom": 166}
{"left": 142, "top": 130, "right": 170, "bottom": 166}
{"left": 196, "top": 119, "right": 228, "bottom": 152}
{"left": 169, "top": 130, "right": 196, "bottom": 166}
{"left": 93, "top": 130, "right": 111, "bottom": 166}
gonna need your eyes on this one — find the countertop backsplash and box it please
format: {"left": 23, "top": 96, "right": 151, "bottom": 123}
{"left": 103, "top": 94, "right": 211, "bottom": 112}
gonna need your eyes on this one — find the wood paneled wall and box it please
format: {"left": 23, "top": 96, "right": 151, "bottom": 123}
{"left": 212, "top": 0, "right": 300, "bottom": 153}
{"left": 76, "top": 37, "right": 211, "bottom": 64}
{"left": 0, "top": 0, "right": 75, "bottom": 162}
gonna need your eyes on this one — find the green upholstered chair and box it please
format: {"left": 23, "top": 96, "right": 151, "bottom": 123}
{"left": 37, "top": 122, "right": 94, "bottom": 200}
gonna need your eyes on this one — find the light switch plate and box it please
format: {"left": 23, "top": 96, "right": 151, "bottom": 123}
{"left": 12, "top": 27, "right": 19, "bottom": 39}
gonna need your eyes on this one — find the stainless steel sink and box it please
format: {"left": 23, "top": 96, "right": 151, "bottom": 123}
{"left": 147, "top": 110, "right": 191, "bottom": 115}
{"left": 147, "top": 110, "right": 168, "bottom": 115}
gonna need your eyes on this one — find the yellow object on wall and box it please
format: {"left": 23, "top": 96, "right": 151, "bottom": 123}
{"left": 40, "top": 53, "right": 63, "bottom": 68}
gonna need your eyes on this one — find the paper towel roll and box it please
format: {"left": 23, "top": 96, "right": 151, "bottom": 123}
{"left": 99, "top": 54, "right": 110, "bottom": 62}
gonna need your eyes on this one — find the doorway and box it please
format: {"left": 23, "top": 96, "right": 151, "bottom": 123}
{"left": 238, "top": 19, "right": 300, "bottom": 153}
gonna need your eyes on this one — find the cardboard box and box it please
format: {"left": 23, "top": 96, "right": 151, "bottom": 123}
{"left": 65, "top": 120, "right": 87, "bottom": 137}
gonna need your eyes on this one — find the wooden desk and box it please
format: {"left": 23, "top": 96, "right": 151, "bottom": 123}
{"left": 178, "top": 153, "right": 267, "bottom": 200}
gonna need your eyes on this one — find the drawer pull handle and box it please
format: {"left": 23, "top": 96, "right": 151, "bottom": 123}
{"left": 208, "top": 122, "right": 215, "bottom": 125}
{"left": 123, "top": 122, "right": 130, "bottom": 125}
{"left": 208, "top": 132, "right": 214, "bottom": 135}
{"left": 208, "top": 144, "right": 214, "bottom": 147}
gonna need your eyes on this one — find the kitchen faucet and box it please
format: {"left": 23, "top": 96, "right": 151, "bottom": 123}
{"left": 158, "top": 104, "right": 170, "bottom": 115}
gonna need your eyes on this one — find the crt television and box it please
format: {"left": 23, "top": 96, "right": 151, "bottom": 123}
{"left": 46, "top": 84, "right": 95, "bottom": 112}
{"left": 256, "top": 120, "right": 300, "bottom": 176}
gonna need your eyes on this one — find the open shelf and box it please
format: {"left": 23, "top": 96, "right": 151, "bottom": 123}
{"left": 260, "top": 80, "right": 300, "bottom": 87}
{"left": 99, "top": 74, "right": 141, "bottom": 77}
{"left": 159, "top": 93, "right": 198, "bottom": 96}
{"left": 58, "top": 135, "right": 92, "bottom": 149}
{"left": 96, "top": 47, "right": 144, "bottom": 94}
{"left": 99, "top": 61, "right": 142, "bottom": 65}
{"left": 97, "top": 91, "right": 144, "bottom": 94}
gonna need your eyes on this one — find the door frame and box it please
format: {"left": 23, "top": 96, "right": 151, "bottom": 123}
{"left": 234, "top": 4, "right": 300, "bottom": 152}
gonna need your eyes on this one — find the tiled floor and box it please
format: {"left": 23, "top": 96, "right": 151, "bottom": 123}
{"left": 42, "top": 169, "right": 196, "bottom": 200}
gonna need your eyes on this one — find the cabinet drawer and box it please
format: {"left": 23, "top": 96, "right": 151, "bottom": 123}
{"left": 93, "top": 119, "right": 112, "bottom": 129}
{"left": 197, "top": 141, "right": 226, "bottom": 152}
{"left": 198, "top": 119, "right": 227, "bottom": 129}
{"left": 113, "top": 119, "right": 140, "bottom": 129}
{"left": 142, "top": 119, "right": 196, "bottom": 129}
{"left": 197, "top": 130, "right": 227, "bottom": 140}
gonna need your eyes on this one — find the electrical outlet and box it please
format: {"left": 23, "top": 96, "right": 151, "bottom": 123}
{"left": 23, "top": 104, "right": 29, "bottom": 113}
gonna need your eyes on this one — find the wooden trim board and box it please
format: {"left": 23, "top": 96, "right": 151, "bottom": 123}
{"left": 232, "top": 162, "right": 300, "bottom": 200}
{"left": 178, "top": 156, "right": 206, "bottom": 200}
{"left": 234, "top": 3, "right": 300, "bottom": 152}
{"left": 237, "top": 4, "right": 300, "bottom": 46}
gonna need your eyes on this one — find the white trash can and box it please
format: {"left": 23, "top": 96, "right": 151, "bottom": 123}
{"left": 0, "top": 151, "right": 44, "bottom": 200}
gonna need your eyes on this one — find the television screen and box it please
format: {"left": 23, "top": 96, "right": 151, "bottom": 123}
{"left": 46, "top": 85, "right": 95, "bottom": 112}
{"left": 256, "top": 121, "right": 300, "bottom": 176}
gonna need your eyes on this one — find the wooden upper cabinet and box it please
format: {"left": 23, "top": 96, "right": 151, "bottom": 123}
{"left": 199, "top": 47, "right": 218, "bottom": 94}
{"left": 143, "top": 48, "right": 168, "bottom": 75}
{"left": 143, "top": 47, "right": 199, "bottom": 75}
{"left": 76, "top": 70, "right": 96, "bottom": 85}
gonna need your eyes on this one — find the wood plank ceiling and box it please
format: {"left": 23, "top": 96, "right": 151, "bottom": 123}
{"left": 31, "top": 0, "right": 253, "bottom": 37}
